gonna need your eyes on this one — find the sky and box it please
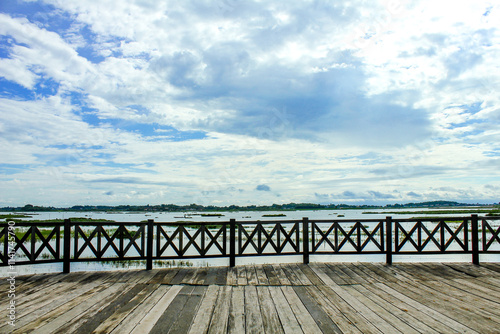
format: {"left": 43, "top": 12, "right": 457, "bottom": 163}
{"left": 0, "top": 0, "right": 499, "bottom": 207}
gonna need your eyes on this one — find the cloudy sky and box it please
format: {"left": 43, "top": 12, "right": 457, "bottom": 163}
{"left": 0, "top": 0, "right": 499, "bottom": 207}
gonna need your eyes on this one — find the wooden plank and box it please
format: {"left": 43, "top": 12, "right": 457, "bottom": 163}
{"left": 290, "top": 264, "right": 312, "bottom": 285}
{"left": 208, "top": 286, "right": 232, "bottom": 334}
{"left": 293, "top": 286, "right": 342, "bottom": 333}
{"left": 204, "top": 266, "right": 220, "bottom": 285}
{"left": 326, "top": 264, "right": 355, "bottom": 285}
{"left": 72, "top": 283, "right": 151, "bottom": 334}
{"left": 160, "top": 268, "right": 181, "bottom": 284}
{"left": 339, "top": 264, "right": 371, "bottom": 284}
{"left": 147, "top": 269, "right": 172, "bottom": 284}
{"left": 149, "top": 285, "right": 195, "bottom": 333}
{"left": 475, "top": 276, "right": 500, "bottom": 292}
{"left": 6, "top": 279, "right": 110, "bottom": 332}
{"left": 315, "top": 284, "right": 384, "bottom": 334}
{"left": 129, "top": 285, "right": 183, "bottom": 334}
{"left": 281, "top": 285, "right": 322, "bottom": 334}
{"left": 480, "top": 263, "right": 500, "bottom": 275}
{"left": 227, "top": 266, "right": 238, "bottom": 285}
{"left": 228, "top": 286, "right": 246, "bottom": 334}
{"left": 355, "top": 263, "right": 399, "bottom": 283}
{"left": 321, "top": 283, "right": 402, "bottom": 333}
{"left": 297, "top": 263, "right": 324, "bottom": 285}
{"left": 352, "top": 284, "right": 441, "bottom": 333}
{"left": 273, "top": 264, "right": 291, "bottom": 285}
{"left": 93, "top": 283, "right": 159, "bottom": 333}
{"left": 352, "top": 263, "right": 385, "bottom": 283}
{"left": 257, "top": 286, "right": 284, "bottom": 334}
{"left": 188, "top": 285, "right": 220, "bottom": 334}
{"left": 360, "top": 281, "right": 465, "bottom": 334}
{"left": 268, "top": 286, "right": 304, "bottom": 334}
{"left": 308, "top": 263, "right": 339, "bottom": 286}
{"left": 420, "top": 263, "right": 471, "bottom": 280}
{"left": 169, "top": 268, "right": 191, "bottom": 285}
{"left": 180, "top": 267, "right": 199, "bottom": 284}
{"left": 263, "top": 264, "right": 281, "bottom": 286}
{"left": 304, "top": 286, "right": 363, "bottom": 334}
{"left": 281, "top": 264, "right": 303, "bottom": 285}
{"left": 420, "top": 281, "right": 500, "bottom": 318}
{"left": 344, "top": 285, "right": 421, "bottom": 334}
{"left": 245, "top": 285, "right": 265, "bottom": 333}
{"left": 378, "top": 282, "right": 479, "bottom": 334}
{"left": 167, "top": 286, "right": 207, "bottom": 333}
{"left": 191, "top": 266, "right": 209, "bottom": 285}
{"left": 246, "top": 265, "right": 259, "bottom": 285}
{"left": 255, "top": 265, "right": 269, "bottom": 285}
{"left": 388, "top": 277, "right": 500, "bottom": 331}
{"left": 237, "top": 265, "right": 248, "bottom": 285}
{"left": 109, "top": 285, "right": 170, "bottom": 334}
{"left": 27, "top": 283, "right": 133, "bottom": 334}
{"left": 214, "top": 266, "right": 228, "bottom": 285}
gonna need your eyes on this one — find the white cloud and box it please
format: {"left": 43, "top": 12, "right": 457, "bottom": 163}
{"left": 0, "top": 0, "right": 499, "bottom": 206}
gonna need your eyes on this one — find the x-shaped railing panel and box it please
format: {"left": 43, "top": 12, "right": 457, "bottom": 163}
{"left": 483, "top": 219, "right": 500, "bottom": 251}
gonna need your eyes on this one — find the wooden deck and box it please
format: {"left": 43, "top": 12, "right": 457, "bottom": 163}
{"left": 2, "top": 262, "right": 500, "bottom": 333}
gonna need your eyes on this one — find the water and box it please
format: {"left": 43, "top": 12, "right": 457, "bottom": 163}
{"left": 2, "top": 208, "right": 498, "bottom": 276}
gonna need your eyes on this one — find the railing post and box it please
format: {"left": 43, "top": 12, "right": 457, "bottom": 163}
{"left": 63, "top": 219, "right": 71, "bottom": 273}
{"left": 146, "top": 219, "right": 154, "bottom": 270}
{"left": 471, "top": 214, "right": 479, "bottom": 265}
{"left": 303, "top": 217, "right": 309, "bottom": 264}
{"left": 385, "top": 216, "right": 392, "bottom": 265}
{"left": 229, "top": 219, "right": 236, "bottom": 267}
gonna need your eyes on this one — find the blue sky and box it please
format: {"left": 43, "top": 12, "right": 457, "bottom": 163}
{"left": 0, "top": 0, "right": 499, "bottom": 206}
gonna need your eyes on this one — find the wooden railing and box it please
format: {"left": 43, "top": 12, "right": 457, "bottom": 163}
{"left": 1, "top": 215, "right": 499, "bottom": 273}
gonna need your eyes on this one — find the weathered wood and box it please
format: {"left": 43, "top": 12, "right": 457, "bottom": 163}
{"left": 290, "top": 264, "right": 313, "bottom": 285}
{"left": 188, "top": 285, "right": 220, "bottom": 334}
{"left": 360, "top": 279, "right": 457, "bottom": 333}
{"left": 303, "top": 285, "right": 363, "bottom": 334}
{"left": 149, "top": 285, "right": 195, "bottom": 333}
{"left": 255, "top": 265, "right": 269, "bottom": 285}
{"left": 281, "top": 285, "right": 322, "bottom": 334}
{"left": 6, "top": 263, "right": 500, "bottom": 333}
{"left": 228, "top": 286, "right": 246, "bottom": 334}
{"left": 208, "top": 285, "right": 232, "bottom": 334}
{"left": 263, "top": 264, "right": 281, "bottom": 285}
{"left": 245, "top": 285, "right": 265, "bottom": 333}
{"left": 376, "top": 282, "right": 479, "bottom": 333}
{"left": 246, "top": 265, "right": 259, "bottom": 285}
{"left": 93, "top": 283, "right": 159, "bottom": 333}
{"left": 227, "top": 266, "right": 238, "bottom": 285}
{"left": 257, "top": 286, "right": 284, "bottom": 334}
{"left": 344, "top": 285, "right": 421, "bottom": 334}
{"left": 167, "top": 286, "right": 206, "bottom": 333}
{"left": 25, "top": 282, "right": 131, "bottom": 334}
{"left": 293, "top": 286, "right": 343, "bottom": 333}
{"left": 237, "top": 265, "right": 248, "bottom": 285}
{"left": 268, "top": 286, "right": 304, "bottom": 334}
{"left": 109, "top": 285, "right": 169, "bottom": 334}
{"left": 129, "top": 285, "right": 182, "bottom": 334}
{"left": 281, "top": 264, "right": 304, "bottom": 285}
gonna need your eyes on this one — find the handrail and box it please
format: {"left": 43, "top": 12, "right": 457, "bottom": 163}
{"left": 1, "top": 215, "right": 499, "bottom": 273}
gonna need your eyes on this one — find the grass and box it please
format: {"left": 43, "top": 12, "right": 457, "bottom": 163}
{"left": 262, "top": 214, "right": 287, "bottom": 217}
{"left": 0, "top": 214, "right": 33, "bottom": 220}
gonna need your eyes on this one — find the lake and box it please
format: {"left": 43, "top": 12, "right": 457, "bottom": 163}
{"left": 2, "top": 208, "right": 498, "bottom": 276}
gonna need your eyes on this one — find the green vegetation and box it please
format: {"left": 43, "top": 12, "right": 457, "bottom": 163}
{"left": 0, "top": 214, "right": 32, "bottom": 220}
{"left": 4, "top": 200, "right": 494, "bottom": 213}
{"left": 262, "top": 213, "right": 286, "bottom": 217}
{"left": 363, "top": 209, "right": 500, "bottom": 215}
